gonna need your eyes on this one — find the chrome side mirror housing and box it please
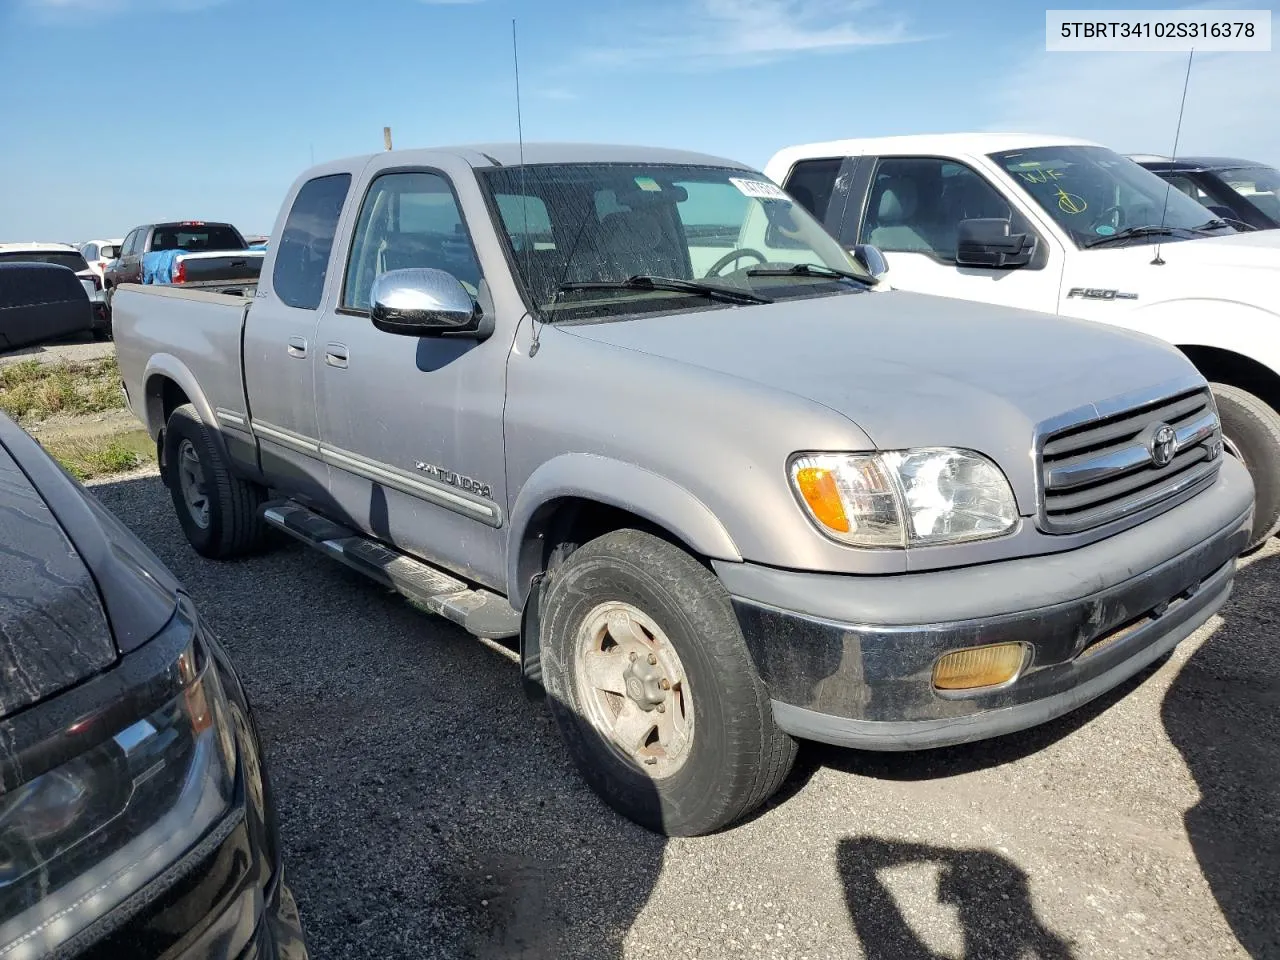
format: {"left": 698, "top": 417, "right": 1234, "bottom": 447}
{"left": 369, "top": 268, "right": 480, "bottom": 337}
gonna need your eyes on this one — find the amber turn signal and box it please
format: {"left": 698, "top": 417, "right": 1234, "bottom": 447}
{"left": 793, "top": 466, "right": 851, "bottom": 533}
{"left": 932, "top": 642, "right": 1027, "bottom": 691}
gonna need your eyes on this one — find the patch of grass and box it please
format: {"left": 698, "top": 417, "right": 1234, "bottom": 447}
{"left": 42, "top": 429, "right": 153, "bottom": 481}
{"left": 0, "top": 357, "right": 124, "bottom": 424}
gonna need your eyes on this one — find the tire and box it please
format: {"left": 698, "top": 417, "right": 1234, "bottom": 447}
{"left": 539, "top": 529, "right": 796, "bottom": 836}
{"left": 1210, "top": 382, "right": 1280, "bottom": 550}
{"left": 163, "top": 403, "right": 269, "bottom": 559}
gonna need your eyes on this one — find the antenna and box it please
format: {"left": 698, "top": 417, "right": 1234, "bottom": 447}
{"left": 383, "top": 126, "right": 393, "bottom": 152}
{"left": 513, "top": 18, "right": 541, "bottom": 356}
{"left": 1151, "top": 48, "right": 1195, "bottom": 266}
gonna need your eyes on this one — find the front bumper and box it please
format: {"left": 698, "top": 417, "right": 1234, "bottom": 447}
{"left": 719, "top": 456, "right": 1254, "bottom": 751}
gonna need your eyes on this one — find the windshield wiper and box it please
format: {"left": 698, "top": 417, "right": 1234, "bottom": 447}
{"left": 1082, "top": 225, "right": 1194, "bottom": 248}
{"left": 1191, "top": 217, "right": 1250, "bottom": 233}
{"left": 745, "top": 262, "right": 875, "bottom": 286}
{"left": 556, "top": 275, "right": 772, "bottom": 305}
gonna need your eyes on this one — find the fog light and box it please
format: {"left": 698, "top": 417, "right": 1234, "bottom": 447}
{"left": 932, "top": 643, "right": 1027, "bottom": 691}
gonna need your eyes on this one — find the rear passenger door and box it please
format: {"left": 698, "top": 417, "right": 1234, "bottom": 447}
{"left": 241, "top": 172, "right": 352, "bottom": 503}
{"left": 839, "top": 156, "right": 1064, "bottom": 313}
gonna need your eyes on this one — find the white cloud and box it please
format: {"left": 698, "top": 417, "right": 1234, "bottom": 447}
{"left": 987, "top": 47, "right": 1280, "bottom": 167}
{"left": 581, "top": 0, "right": 920, "bottom": 70}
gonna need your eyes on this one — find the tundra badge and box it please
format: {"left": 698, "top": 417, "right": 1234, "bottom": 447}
{"left": 413, "top": 461, "right": 492, "bottom": 499}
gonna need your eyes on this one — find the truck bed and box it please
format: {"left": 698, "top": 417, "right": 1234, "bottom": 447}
{"left": 111, "top": 284, "right": 252, "bottom": 440}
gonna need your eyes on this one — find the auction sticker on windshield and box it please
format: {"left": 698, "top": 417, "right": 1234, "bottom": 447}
{"left": 1047, "top": 9, "right": 1271, "bottom": 50}
{"left": 730, "top": 178, "right": 790, "bottom": 201}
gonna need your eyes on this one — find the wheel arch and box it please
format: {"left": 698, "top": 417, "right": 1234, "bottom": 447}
{"left": 1178, "top": 344, "right": 1280, "bottom": 413}
{"left": 508, "top": 454, "right": 742, "bottom": 611}
{"left": 142, "top": 355, "right": 231, "bottom": 474}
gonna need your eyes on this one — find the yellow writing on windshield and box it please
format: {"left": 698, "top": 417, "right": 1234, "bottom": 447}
{"left": 1055, "top": 188, "right": 1087, "bottom": 214}
{"left": 1018, "top": 168, "right": 1066, "bottom": 184}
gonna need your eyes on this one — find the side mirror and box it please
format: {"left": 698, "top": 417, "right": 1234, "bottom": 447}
{"left": 0, "top": 263, "right": 95, "bottom": 352}
{"left": 847, "top": 243, "right": 889, "bottom": 282}
{"left": 370, "top": 268, "right": 480, "bottom": 337}
{"left": 955, "top": 218, "right": 1035, "bottom": 268}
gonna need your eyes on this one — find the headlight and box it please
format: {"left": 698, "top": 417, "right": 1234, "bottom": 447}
{"left": 789, "top": 448, "right": 1019, "bottom": 547}
{"left": 0, "top": 608, "right": 236, "bottom": 960}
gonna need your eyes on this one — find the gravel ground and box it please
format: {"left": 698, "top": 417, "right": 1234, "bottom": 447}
{"left": 0, "top": 334, "right": 114, "bottom": 366}
{"left": 90, "top": 469, "right": 1280, "bottom": 960}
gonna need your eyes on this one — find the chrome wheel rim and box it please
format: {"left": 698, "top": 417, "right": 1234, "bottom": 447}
{"left": 572, "top": 601, "right": 694, "bottom": 778}
{"left": 177, "top": 439, "right": 210, "bottom": 529}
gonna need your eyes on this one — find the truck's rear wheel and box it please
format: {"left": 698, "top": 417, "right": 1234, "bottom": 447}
{"left": 539, "top": 528, "right": 796, "bottom": 836}
{"left": 163, "top": 403, "right": 269, "bottom": 559}
{"left": 1210, "top": 382, "right": 1280, "bottom": 550}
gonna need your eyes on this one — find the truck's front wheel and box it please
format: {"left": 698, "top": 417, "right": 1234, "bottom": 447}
{"left": 540, "top": 529, "right": 796, "bottom": 836}
{"left": 163, "top": 404, "right": 269, "bottom": 559}
{"left": 1211, "top": 382, "right": 1280, "bottom": 549}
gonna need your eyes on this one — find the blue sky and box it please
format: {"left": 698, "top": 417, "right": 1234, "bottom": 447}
{"left": 2, "top": 0, "right": 1276, "bottom": 239}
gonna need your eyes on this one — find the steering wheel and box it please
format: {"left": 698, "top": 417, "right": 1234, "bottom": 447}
{"left": 704, "top": 248, "right": 768, "bottom": 278}
{"left": 1091, "top": 204, "right": 1126, "bottom": 233}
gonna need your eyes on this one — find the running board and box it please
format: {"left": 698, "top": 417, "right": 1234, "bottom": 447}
{"left": 262, "top": 501, "right": 521, "bottom": 640}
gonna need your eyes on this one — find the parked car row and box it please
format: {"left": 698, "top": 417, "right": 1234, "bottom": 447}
{"left": 0, "top": 243, "right": 112, "bottom": 339}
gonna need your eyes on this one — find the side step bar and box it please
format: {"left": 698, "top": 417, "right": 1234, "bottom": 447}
{"left": 262, "top": 501, "right": 521, "bottom": 640}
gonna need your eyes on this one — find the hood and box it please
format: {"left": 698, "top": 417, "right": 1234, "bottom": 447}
{"left": 0, "top": 417, "right": 181, "bottom": 720}
{"left": 1115, "top": 229, "right": 1280, "bottom": 269}
{"left": 561, "top": 290, "right": 1198, "bottom": 510}
{"left": 0, "top": 445, "right": 115, "bottom": 720}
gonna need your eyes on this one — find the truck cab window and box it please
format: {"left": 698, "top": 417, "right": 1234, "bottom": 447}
{"left": 781, "top": 158, "right": 843, "bottom": 223}
{"left": 343, "top": 171, "right": 482, "bottom": 311}
{"left": 272, "top": 173, "right": 352, "bottom": 310}
{"left": 860, "top": 157, "right": 1016, "bottom": 261}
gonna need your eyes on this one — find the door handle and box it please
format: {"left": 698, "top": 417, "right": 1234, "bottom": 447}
{"left": 287, "top": 336, "right": 308, "bottom": 358}
{"left": 325, "top": 342, "right": 349, "bottom": 369}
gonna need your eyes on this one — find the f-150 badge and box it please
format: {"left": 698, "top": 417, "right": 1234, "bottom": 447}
{"left": 1066, "top": 287, "right": 1138, "bottom": 301}
{"left": 414, "top": 461, "right": 492, "bottom": 499}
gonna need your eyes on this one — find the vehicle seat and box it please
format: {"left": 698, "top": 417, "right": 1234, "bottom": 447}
{"left": 864, "top": 179, "right": 941, "bottom": 255}
{"left": 1247, "top": 191, "right": 1280, "bottom": 221}
{"left": 594, "top": 208, "right": 689, "bottom": 279}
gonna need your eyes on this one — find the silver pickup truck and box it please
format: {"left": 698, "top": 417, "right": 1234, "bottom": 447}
{"left": 113, "top": 143, "right": 1254, "bottom": 836}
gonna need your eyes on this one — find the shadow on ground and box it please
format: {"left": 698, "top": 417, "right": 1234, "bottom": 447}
{"left": 837, "top": 836, "right": 1076, "bottom": 960}
{"left": 1163, "top": 550, "right": 1280, "bottom": 959}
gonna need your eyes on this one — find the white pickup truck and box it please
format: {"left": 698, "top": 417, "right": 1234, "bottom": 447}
{"left": 765, "top": 134, "right": 1280, "bottom": 548}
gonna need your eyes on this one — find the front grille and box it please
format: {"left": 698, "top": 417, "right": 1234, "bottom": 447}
{"left": 1038, "top": 386, "right": 1222, "bottom": 533}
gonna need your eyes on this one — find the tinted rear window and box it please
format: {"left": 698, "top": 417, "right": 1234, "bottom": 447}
{"left": 0, "top": 251, "right": 89, "bottom": 271}
{"left": 273, "top": 174, "right": 352, "bottom": 310}
{"left": 150, "top": 225, "right": 245, "bottom": 252}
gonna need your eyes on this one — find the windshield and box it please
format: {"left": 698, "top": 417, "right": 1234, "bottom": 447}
{"left": 989, "top": 145, "right": 1231, "bottom": 248}
{"left": 0, "top": 251, "right": 89, "bottom": 271}
{"left": 478, "top": 163, "right": 867, "bottom": 319}
{"left": 1218, "top": 165, "right": 1280, "bottom": 222}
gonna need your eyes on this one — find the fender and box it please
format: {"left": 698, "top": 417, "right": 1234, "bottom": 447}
{"left": 1127, "top": 299, "right": 1280, "bottom": 377}
{"left": 141, "top": 353, "right": 234, "bottom": 463}
{"left": 506, "top": 453, "right": 742, "bottom": 608}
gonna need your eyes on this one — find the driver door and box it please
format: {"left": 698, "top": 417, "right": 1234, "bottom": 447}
{"left": 841, "top": 156, "right": 1065, "bottom": 313}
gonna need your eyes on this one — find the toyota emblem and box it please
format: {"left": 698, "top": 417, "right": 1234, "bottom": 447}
{"left": 1149, "top": 423, "right": 1177, "bottom": 468}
